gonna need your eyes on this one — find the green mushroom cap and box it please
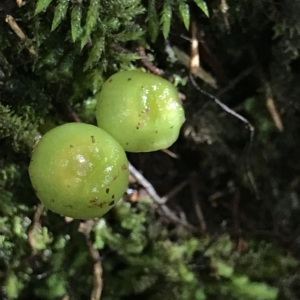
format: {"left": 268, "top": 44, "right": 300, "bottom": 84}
{"left": 29, "top": 123, "right": 129, "bottom": 219}
{"left": 96, "top": 70, "right": 185, "bottom": 152}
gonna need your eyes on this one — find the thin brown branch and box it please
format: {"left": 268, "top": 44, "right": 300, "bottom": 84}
{"left": 129, "top": 163, "right": 164, "bottom": 204}
{"left": 16, "top": 0, "right": 23, "bottom": 8}
{"left": 220, "top": 0, "right": 230, "bottom": 32}
{"left": 189, "top": 20, "right": 200, "bottom": 73}
{"left": 5, "top": 15, "right": 36, "bottom": 55}
{"left": 231, "top": 188, "right": 247, "bottom": 253}
{"left": 129, "top": 162, "right": 186, "bottom": 205}
{"left": 220, "top": 200, "right": 256, "bottom": 230}
{"left": 265, "top": 83, "right": 283, "bottom": 132}
{"left": 216, "top": 66, "right": 255, "bottom": 98}
{"left": 190, "top": 31, "right": 229, "bottom": 86}
{"left": 258, "top": 69, "right": 283, "bottom": 132}
{"left": 159, "top": 204, "right": 198, "bottom": 232}
{"left": 27, "top": 204, "right": 44, "bottom": 252}
{"left": 189, "top": 75, "right": 260, "bottom": 200}
{"left": 6, "top": 15, "right": 25, "bottom": 39}
{"left": 129, "top": 162, "right": 197, "bottom": 231}
{"left": 232, "top": 188, "right": 240, "bottom": 234}
{"left": 137, "top": 46, "right": 164, "bottom": 76}
{"left": 79, "top": 221, "right": 103, "bottom": 300}
{"left": 160, "top": 148, "right": 179, "bottom": 159}
{"left": 88, "top": 240, "right": 103, "bottom": 300}
{"left": 190, "top": 174, "right": 206, "bottom": 234}
{"left": 162, "top": 179, "right": 189, "bottom": 202}
{"left": 69, "top": 110, "right": 82, "bottom": 123}
{"left": 173, "top": 46, "right": 218, "bottom": 88}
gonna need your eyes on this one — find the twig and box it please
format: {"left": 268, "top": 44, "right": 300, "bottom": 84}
{"left": 220, "top": 0, "right": 230, "bottom": 32}
{"left": 231, "top": 188, "right": 247, "bottom": 253}
{"left": 159, "top": 204, "right": 198, "bottom": 231}
{"left": 185, "top": 31, "right": 228, "bottom": 85}
{"left": 265, "top": 82, "right": 283, "bottom": 132}
{"left": 173, "top": 46, "right": 218, "bottom": 89}
{"left": 89, "top": 244, "right": 103, "bottom": 300}
{"left": 129, "top": 162, "right": 197, "bottom": 231}
{"left": 79, "top": 221, "right": 103, "bottom": 300}
{"left": 189, "top": 20, "right": 200, "bottom": 73}
{"left": 253, "top": 53, "right": 283, "bottom": 132}
{"left": 161, "top": 179, "right": 189, "bottom": 203}
{"left": 27, "top": 204, "right": 44, "bottom": 252}
{"left": 189, "top": 75, "right": 260, "bottom": 200}
{"left": 160, "top": 148, "right": 179, "bottom": 159}
{"left": 6, "top": 15, "right": 25, "bottom": 39}
{"left": 179, "top": 92, "right": 186, "bottom": 101}
{"left": 216, "top": 66, "right": 256, "bottom": 98}
{"left": 129, "top": 162, "right": 187, "bottom": 205}
{"left": 137, "top": 46, "right": 164, "bottom": 76}
{"left": 5, "top": 15, "right": 36, "bottom": 55}
{"left": 220, "top": 200, "right": 257, "bottom": 230}
{"left": 232, "top": 188, "right": 240, "bottom": 235}
{"left": 180, "top": 31, "right": 227, "bottom": 85}
{"left": 16, "top": 0, "right": 23, "bottom": 8}
{"left": 190, "top": 174, "right": 206, "bottom": 233}
{"left": 129, "top": 163, "right": 164, "bottom": 204}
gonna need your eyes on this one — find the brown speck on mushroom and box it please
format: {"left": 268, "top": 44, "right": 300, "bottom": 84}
{"left": 136, "top": 122, "right": 141, "bottom": 129}
{"left": 70, "top": 145, "right": 74, "bottom": 148}
{"left": 91, "top": 135, "right": 95, "bottom": 143}
{"left": 121, "top": 164, "right": 127, "bottom": 170}
{"left": 112, "top": 195, "right": 115, "bottom": 199}
{"left": 170, "top": 126, "right": 174, "bottom": 129}
{"left": 64, "top": 204, "right": 73, "bottom": 208}
{"left": 108, "top": 78, "right": 113, "bottom": 83}
{"left": 90, "top": 197, "right": 98, "bottom": 203}
{"left": 106, "top": 188, "right": 110, "bottom": 194}
{"left": 108, "top": 200, "right": 115, "bottom": 206}
{"left": 155, "top": 130, "right": 158, "bottom": 133}
{"left": 127, "top": 77, "right": 132, "bottom": 81}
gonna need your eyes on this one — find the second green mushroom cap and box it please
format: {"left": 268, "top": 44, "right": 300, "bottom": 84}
{"left": 95, "top": 70, "right": 185, "bottom": 153}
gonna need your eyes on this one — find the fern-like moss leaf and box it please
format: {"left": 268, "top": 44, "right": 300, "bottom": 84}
{"left": 161, "top": 0, "right": 172, "bottom": 39}
{"left": 35, "top": 0, "right": 54, "bottom": 15}
{"left": 193, "top": 0, "right": 209, "bottom": 17}
{"left": 81, "top": 0, "right": 101, "bottom": 49}
{"left": 84, "top": 37, "right": 105, "bottom": 71}
{"left": 51, "top": 0, "right": 70, "bottom": 31}
{"left": 71, "top": 5, "right": 83, "bottom": 42}
{"left": 148, "top": 0, "right": 159, "bottom": 42}
{"left": 178, "top": 0, "right": 190, "bottom": 30}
